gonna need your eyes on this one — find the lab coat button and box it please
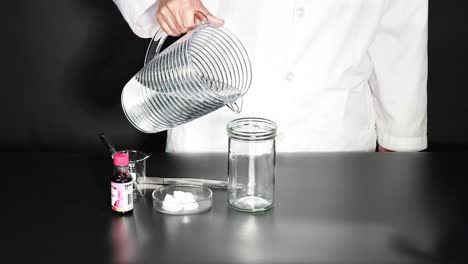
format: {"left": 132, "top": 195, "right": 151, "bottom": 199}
{"left": 285, "top": 72, "right": 295, "bottom": 82}
{"left": 296, "top": 7, "right": 305, "bottom": 18}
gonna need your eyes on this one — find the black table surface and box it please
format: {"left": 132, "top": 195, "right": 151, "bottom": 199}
{"left": 6, "top": 152, "right": 467, "bottom": 263}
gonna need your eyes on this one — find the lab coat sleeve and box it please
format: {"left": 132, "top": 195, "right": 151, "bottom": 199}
{"left": 112, "top": 0, "right": 160, "bottom": 38}
{"left": 368, "top": 0, "right": 428, "bottom": 151}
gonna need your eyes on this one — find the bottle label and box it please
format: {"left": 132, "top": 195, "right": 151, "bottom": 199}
{"left": 111, "top": 181, "right": 133, "bottom": 212}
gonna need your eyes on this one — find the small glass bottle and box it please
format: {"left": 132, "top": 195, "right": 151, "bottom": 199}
{"left": 227, "top": 117, "right": 277, "bottom": 212}
{"left": 111, "top": 153, "right": 133, "bottom": 214}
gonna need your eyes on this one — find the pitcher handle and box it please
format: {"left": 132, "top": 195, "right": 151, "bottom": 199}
{"left": 144, "top": 11, "right": 209, "bottom": 65}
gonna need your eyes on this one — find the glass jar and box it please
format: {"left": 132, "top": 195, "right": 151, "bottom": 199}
{"left": 227, "top": 117, "right": 277, "bottom": 212}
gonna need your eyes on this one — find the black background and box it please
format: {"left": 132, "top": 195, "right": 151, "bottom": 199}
{"left": 1, "top": 1, "right": 467, "bottom": 153}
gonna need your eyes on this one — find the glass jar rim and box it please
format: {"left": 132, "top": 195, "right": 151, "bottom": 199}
{"left": 227, "top": 117, "right": 277, "bottom": 141}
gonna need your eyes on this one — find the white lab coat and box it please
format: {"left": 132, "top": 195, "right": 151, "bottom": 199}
{"left": 113, "top": 0, "right": 428, "bottom": 152}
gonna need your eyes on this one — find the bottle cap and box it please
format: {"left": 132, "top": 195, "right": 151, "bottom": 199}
{"left": 113, "top": 153, "right": 129, "bottom": 166}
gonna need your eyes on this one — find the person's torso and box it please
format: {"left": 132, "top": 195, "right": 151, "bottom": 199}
{"left": 166, "top": 0, "right": 386, "bottom": 152}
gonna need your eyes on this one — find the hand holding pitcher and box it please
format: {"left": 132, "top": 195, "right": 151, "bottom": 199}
{"left": 156, "top": 0, "right": 224, "bottom": 36}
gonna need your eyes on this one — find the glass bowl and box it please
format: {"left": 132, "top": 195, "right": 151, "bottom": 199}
{"left": 152, "top": 185, "right": 213, "bottom": 215}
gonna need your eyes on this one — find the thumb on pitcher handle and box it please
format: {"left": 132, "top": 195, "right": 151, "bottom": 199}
{"left": 144, "top": 11, "right": 209, "bottom": 65}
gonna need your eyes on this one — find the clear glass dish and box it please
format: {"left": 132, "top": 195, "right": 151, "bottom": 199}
{"left": 152, "top": 185, "right": 213, "bottom": 215}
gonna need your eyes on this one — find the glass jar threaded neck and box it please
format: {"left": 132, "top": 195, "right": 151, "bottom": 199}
{"left": 227, "top": 117, "right": 277, "bottom": 141}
